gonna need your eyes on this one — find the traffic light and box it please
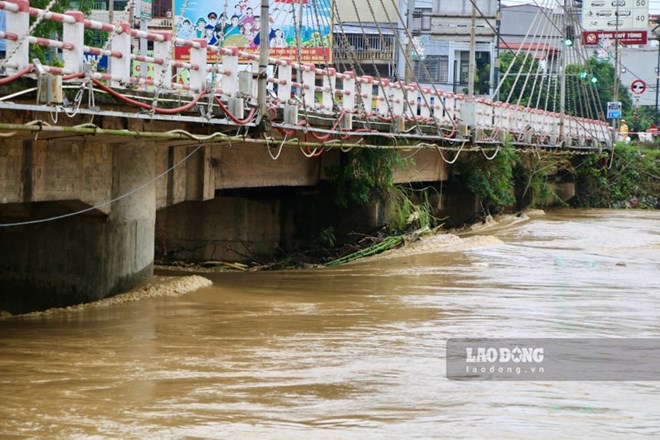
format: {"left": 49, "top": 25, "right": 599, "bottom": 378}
{"left": 578, "top": 71, "right": 598, "bottom": 84}
{"left": 564, "top": 25, "right": 575, "bottom": 47}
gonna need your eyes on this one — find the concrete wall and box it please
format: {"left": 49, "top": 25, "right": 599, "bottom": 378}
{"left": 335, "top": 0, "right": 399, "bottom": 23}
{"left": 0, "top": 99, "right": 454, "bottom": 312}
{"left": 0, "top": 144, "right": 156, "bottom": 314}
{"left": 156, "top": 195, "right": 283, "bottom": 263}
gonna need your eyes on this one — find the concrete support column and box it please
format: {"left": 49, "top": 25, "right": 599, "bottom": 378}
{"left": 0, "top": 144, "right": 156, "bottom": 314}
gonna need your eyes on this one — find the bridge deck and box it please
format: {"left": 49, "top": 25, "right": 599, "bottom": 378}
{"left": 0, "top": 0, "right": 612, "bottom": 152}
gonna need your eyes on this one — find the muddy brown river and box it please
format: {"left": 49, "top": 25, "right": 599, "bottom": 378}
{"left": 1, "top": 209, "right": 659, "bottom": 438}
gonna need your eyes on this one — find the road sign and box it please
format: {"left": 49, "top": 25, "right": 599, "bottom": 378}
{"left": 582, "top": 0, "right": 649, "bottom": 32}
{"left": 581, "top": 30, "right": 648, "bottom": 46}
{"left": 581, "top": 0, "right": 649, "bottom": 46}
{"left": 607, "top": 101, "right": 622, "bottom": 119}
{"left": 631, "top": 79, "right": 647, "bottom": 95}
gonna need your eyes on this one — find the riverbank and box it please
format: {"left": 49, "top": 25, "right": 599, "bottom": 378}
{"left": 572, "top": 143, "right": 660, "bottom": 209}
{"left": 156, "top": 210, "right": 546, "bottom": 272}
{"left": 0, "top": 275, "right": 212, "bottom": 320}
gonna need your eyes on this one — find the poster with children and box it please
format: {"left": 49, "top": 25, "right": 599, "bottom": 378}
{"left": 173, "top": 0, "right": 333, "bottom": 63}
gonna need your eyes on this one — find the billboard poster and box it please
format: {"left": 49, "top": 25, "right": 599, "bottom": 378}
{"left": 173, "top": 0, "right": 333, "bottom": 63}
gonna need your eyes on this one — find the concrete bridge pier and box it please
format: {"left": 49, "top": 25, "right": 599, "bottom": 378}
{"left": 0, "top": 143, "right": 156, "bottom": 315}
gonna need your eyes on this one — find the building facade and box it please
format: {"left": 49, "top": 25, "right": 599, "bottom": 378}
{"left": 412, "top": 0, "right": 498, "bottom": 95}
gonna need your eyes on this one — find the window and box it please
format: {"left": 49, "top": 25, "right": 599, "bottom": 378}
{"left": 413, "top": 8, "right": 432, "bottom": 32}
{"left": 413, "top": 55, "right": 449, "bottom": 84}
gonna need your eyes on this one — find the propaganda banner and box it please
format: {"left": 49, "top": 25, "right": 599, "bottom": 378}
{"left": 172, "top": 0, "right": 333, "bottom": 63}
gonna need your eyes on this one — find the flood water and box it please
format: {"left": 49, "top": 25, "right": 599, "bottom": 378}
{"left": 1, "top": 209, "right": 659, "bottom": 438}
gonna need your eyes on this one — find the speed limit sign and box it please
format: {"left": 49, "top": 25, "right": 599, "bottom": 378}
{"left": 631, "top": 80, "right": 647, "bottom": 95}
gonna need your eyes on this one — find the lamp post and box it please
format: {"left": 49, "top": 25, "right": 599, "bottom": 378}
{"left": 258, "top": 0, "right": 270, "bottom": 120}
{"left": 494, "top": 0, "right": 502, "bottom": 101}
{"left": 655, "top": 36, "right": 660, "bottom": 111}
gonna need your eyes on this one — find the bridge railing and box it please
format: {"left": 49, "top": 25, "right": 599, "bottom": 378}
{"left": 0, "top": 0, "right": 612, "bottom": 148}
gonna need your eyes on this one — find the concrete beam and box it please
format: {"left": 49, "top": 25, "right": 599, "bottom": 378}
{"left": 393, "top": 149, "right": 450, "bottom": 183}
{"left": 212, "top": 143, "right": 329, "bottom": 190}
{"left": 0, "top": 144, "right": 156, "bottom": 314}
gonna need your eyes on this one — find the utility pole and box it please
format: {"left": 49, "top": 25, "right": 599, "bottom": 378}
{"left": 404, "top": 0, "right": 416, "bottom": 83}
{"left": 613, "top": 1, "right": 620, "bottom": 103}
{"left": 656, "top": 37, "right": 660, "bottom": 110}
{"left": 493, "top": 0, "right": 502, "bottom": 100}
{"left": 396, "top": 0, "right": 407, "bottom": 81}
{"left": 559, "top": 6, "right": 567, "bottom": 141}
{"left": 613, "top": 1, "right": 620, "bottom": 140}
{"left": 654, "top": 23, "right": 660, "bottom": 111}
{"left": 109, "top": 0, "right": 114, "bottom": 24}
{"left": 258, "top": 0, "right": 270, "bottom": 120}
{"left": 467, "top": 2, "right": 476, "bottom": 98}
{"left": 135, "top": 0, "right": 148, "bottom": 79}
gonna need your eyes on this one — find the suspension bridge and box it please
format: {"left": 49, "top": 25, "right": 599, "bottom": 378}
{"left": 0, "top": 0, "right": 615, "bottom": 314}
{"left": 0, "top": 0, "right": 613, "bottom": 152}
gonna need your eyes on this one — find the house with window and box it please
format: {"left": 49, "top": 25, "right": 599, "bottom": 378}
{"left": 333, "top": 0, "right": 398, "bottom": 77}
{"left": 499, "top": 3, "right": 562, "bottom": 74}
{"left": 412, "top": 0, "right": 498, "bottom": 95}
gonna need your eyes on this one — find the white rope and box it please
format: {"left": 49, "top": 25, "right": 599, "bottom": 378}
{"left": 267, "top": 134, "right": 287, "bottom": 160}
{"left": 436, "top": 141, "right": 467, "bottom": 164}
{"left": 481, "top": 145, "right": 501, "bottom": 160}
{"left": 0, "top": 143, "right": 206, "bottom": 227}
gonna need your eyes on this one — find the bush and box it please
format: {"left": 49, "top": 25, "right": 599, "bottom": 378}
{"left": 572, "top": 144, "right": 660, "bottom": 209}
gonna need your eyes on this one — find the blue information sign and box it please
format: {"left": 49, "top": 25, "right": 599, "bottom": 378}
{"left": 607, "top": 101, "right": 622, "bottom": 119}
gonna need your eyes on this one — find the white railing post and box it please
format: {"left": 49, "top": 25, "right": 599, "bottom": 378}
{"left": 341, "top": 71, "right": 355, "bottom": 113}
{"left": 377, "top": 79, "right": 391, "bottom": 117}
{"left": 5, "top": 0, "right": 30, "bottom": 73}
{"left": 220, "top": 46, "right": 238, "bottom": 97}
{"left": 391, "top": 82, "right": 404, "bottom": 117}
{"left": 432, "top": 91, "right": 446, "bottom": 124}
{"left": 321, "top": 67, "right": 336, "bottom": 113}
{"left": 153, "top": 31, "right": 172, "bottom": 90}
{"left": 277, "top": 60, "right": 292, "bottom": 105}
{"left": 109, "top": 22, "right": 131, "bottom": 87}
{"left": 358, "top": 75, "right": 373, "bottom": 116}
{"left": 189, "top": 38, "right": 208, "bottom": 92}
{"left": 63, "top": 10, "right": 85, "bottom": 75}
{"left": 419, "top": 88, "right": 431, "bottom": 120}
{"left": 302, "top": 63, "right": 316, "bottom": 110}
{"left": 407, "top": 84, "right": 419, "bottom": 120}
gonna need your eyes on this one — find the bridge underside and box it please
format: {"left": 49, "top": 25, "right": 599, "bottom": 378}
{"left": 0, "top": 105, "right": 455, "bottom": 313}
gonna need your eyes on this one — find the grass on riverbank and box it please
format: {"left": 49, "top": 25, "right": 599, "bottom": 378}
{"left": 572, "top": 143, "right": 660, "bottom": 209}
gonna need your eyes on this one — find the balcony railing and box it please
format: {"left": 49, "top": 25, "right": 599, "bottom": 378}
{"left": 334, "top": 33, "right": 395, "bottom": 63}
{"left": 90, "top": 0, "right": 170, "bottom": 18}
{"left": 334, "top": 48, "right": 395, "bottom": 63}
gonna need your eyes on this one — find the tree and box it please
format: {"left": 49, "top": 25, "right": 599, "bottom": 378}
{"left": 29, "top": 0, "right": 94, "bottom": 64}
{"left": 497, "top": 51, "right": 554, "bottom": 108}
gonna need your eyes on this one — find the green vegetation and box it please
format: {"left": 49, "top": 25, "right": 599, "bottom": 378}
{"left": 29, "top": 0, "right": 95, "bottom": 64}
{"left": 326, "top": 148, "right": 406, "bottom": 208}
{"left": 454, "top": 141, "right": 577, "bottom": 215}
{"left": 326, "top": 149, "right": 437, "bottom": 232}
{"left": 498, "top": 52, "right": 549, "bottom": 107}
{"left": 625, "top": 107, "right": 660, "bottom": 137}
{"left": 515, "top": 152, "right": 568, "bottom": 207}
{"left": 455, "top": 142, "right": 519, "bottom": 214}
{"left": 325, "top": 235, "right": 404, "bottom": 267}
{"left": 572, "top": 144, "right": 660, "bottom": 209}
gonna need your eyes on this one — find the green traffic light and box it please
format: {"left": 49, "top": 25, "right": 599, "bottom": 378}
{"left": 564, "top": 39, "right": 573, "bottom": 47}
{"left": 579, "top": 72, "right": 588, "bottom": 79}
{"left": 591, "top": 77, "right": 598, "bottom": 84}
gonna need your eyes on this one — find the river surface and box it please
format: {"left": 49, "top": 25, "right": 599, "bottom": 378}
{"left": 1, "top": 209, "right": 659, "bottom": 439}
